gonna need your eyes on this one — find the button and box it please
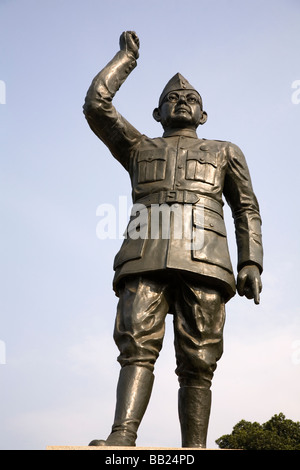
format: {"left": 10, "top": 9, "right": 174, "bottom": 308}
{"left": 209, "top": 223, "right": 214, "bottom": 227}
{"left": 178, "top": 165, "right": 183, "bottom": 169}
{"left": 175, "top": 183, "right": 181, "bottom": 187}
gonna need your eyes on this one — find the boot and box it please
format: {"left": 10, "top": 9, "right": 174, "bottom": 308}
{"left": 178, "top": 386, "right": 212, "bottom": 448}
{"left": 89, "top": 365, "right": 154, "bottom": 446}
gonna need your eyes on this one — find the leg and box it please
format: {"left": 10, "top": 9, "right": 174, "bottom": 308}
{"left": 89, "top": 275, "right": 170, "bottom": 446}
{"left": 173, "top": 275, "right": 225, "bottom": 448}
{"left": 114, "top": 274, "right": 170, "bottom": 371}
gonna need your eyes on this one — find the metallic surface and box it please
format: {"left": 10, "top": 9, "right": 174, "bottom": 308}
{"left": 83, "top": 31, "right": 263, "bottom": 448}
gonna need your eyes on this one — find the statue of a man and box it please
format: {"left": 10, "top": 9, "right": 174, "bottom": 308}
{"left": 83, "top": 31, "right": 263, "bottom": 448}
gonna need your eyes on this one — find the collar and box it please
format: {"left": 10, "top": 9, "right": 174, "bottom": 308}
{"left": 163, "top": 128, "right": 198, "bottom": 139}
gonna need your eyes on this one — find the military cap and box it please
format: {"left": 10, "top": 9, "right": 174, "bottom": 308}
{"left": 158, "top": 73, "right": 202, "bottom": 107}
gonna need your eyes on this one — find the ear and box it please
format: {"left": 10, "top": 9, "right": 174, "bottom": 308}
{"left": 199, "top": 110, "right": 208, "bottom": 125}
{"left": 152, "top": 107, "right": 161, "bottom": 122}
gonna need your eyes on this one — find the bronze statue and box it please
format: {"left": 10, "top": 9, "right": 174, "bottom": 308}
{"left": 83, "top": 31, "right": 263, "bottom": 448}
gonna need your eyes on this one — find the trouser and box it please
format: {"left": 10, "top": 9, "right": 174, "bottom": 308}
{"left": 114, "top": 271, "right": 226, "bottom": 389}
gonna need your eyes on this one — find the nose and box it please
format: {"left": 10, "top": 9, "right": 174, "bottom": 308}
{"left": 177, "top": 95, "right": 188, "bottom": 105}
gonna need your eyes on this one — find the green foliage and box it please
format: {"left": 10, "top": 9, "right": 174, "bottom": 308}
{"left": 216, "top": 413, "right": 300, "bottom": 450}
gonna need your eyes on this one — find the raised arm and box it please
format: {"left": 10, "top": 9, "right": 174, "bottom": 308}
{"left": 83, "top": 31, "right": 142, "bottom": 169}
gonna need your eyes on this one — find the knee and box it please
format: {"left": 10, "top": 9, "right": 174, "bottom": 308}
{"left": 114, "top": 330, "right": 162, "bottom": 371}
{"left": 176, "top": 346, "right": 223, "bottom": 389}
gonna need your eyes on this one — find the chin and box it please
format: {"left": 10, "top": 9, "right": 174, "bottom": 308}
{"left": 171, "top": 117, "right": 193, "bottom": 127}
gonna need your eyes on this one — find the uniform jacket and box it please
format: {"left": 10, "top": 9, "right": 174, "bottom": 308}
{"left": 83, "top": 50, "right": 263, "bottom": 302}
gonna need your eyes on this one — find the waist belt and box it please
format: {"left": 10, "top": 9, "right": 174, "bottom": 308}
{"left": 135, "top": 190, "right": 223, "bottom": 217}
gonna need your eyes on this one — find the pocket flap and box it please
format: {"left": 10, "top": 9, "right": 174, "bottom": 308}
{"left": 124, "top": 213, "right": 149, "bottom": 239}
{"left": 193, "top": 208, "right": 226, "bottom": 237}
{"left": 137, "top": 149, "right": 167, "bottom": 162}
{"left": 187, "top": 150, "right": 217, "bottom": 167}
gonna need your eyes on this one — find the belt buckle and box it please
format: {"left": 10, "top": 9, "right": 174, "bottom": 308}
{"left": 165, "top": 190, "right": 177, "bottom": 203}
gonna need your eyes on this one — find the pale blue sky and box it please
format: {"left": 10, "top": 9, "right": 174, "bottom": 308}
{"left": 1, "top": 0, "right": 300, "bottom": 449}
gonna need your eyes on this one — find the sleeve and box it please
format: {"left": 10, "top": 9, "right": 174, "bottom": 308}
{"left": 223, "top": 142, "right": 263, "bottom": 273}
{"left": 83, "top": 50, "right": 142, "bottom": 170}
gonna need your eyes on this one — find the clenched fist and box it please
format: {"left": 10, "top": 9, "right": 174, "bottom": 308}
{"left": 119, "top": 31, "right": 140, "bottom": 59}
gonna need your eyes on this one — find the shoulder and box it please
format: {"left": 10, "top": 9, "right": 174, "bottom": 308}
{"left": 136, "top": 135, "right": 166, "bottom": 149}
{"left": 226, "top": 142, "right": 246, "bottom": 161}
{"left": 201, "top": 139, "right": 247, "bottom": 164}
{"left": 200, "top": 138, "right": 230, "bottom": 152}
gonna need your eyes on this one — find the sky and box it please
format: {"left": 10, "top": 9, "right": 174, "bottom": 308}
{"left": 0, "top": 0, "right": 300, "bottom": 450}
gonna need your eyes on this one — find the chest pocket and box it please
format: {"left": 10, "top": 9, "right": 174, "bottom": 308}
{"left": 137, "top": 149, "right": 167, "bottom": 183}
{"left": 186, "top": 145, "right": 217, "bottom": 185}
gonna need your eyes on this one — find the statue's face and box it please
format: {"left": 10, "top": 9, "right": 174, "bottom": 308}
{"left": 158, "top": 90, "right": 204, "bottom": 129}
